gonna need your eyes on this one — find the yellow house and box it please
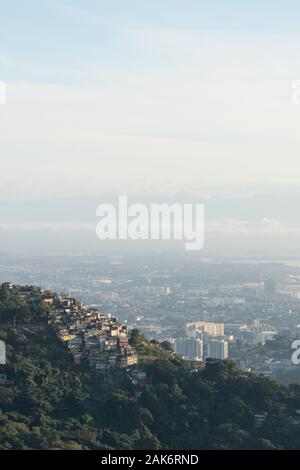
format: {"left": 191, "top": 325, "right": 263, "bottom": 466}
{"left": 61, "top": 335, "right": 76, "bottom": 342}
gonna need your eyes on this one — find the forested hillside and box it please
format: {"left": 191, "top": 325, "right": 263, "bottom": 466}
{"left": 1, "top": 286, "right": 300, "bottom": 450}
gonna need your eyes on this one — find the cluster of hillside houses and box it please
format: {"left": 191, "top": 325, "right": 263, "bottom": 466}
{"left": 43, "top": 291, "right": 140, "bottom": 374}
{"left": 1, "top": 283, "right": 143, "bottom": 382}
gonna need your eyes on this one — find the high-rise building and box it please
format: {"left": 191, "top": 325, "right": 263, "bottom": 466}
{"left": 174, "top": 338, "right": 203, "bottom": 361}
{"left": 206, "top": 339, "right": 228, "bottom": 360}
{"left": 252, "top": 319, "right": 261, "bottom": 331}
{"left": 0, "top": 340, "right": 6, "bottom": 365}
{"left": 263, "top": 279, "right": 276, "bottom": 298}
{"left": 186, "top": 321, "right": 224, "bottom": 338}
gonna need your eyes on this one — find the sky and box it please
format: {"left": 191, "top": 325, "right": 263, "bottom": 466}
{"left": 1, "top": 1, "right": 300, "bottom": 255}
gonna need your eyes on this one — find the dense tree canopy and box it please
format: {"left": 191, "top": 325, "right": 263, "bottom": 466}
{"left": 1, "top": 288, "right": 300, "bottom": 450}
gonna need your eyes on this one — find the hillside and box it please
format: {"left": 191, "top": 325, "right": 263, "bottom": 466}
{"left": 1, "top": 284, "right": 300, "bottom": 450}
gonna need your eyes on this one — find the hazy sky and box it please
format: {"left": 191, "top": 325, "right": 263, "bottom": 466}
{"left": 1, "top": 0, "right": 300, "bottom": 201}
{"left": 1, "top": 1, "right": 300, "bottom": 255}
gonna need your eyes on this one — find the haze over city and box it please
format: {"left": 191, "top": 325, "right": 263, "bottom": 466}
{"left": 2, "top": 1, "right": 300, "bottom": 456}
{"left": 1, "top": 1, "right": 300, "bottom": 255}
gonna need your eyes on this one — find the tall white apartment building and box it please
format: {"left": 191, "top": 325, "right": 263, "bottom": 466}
{"left": 206, "top": 339, "right": 229, "bottom": 360}
{"left": 174, "top": 338, "right": 203, "bottom": 361}
{"left": 185, "top": 321, "right": 224, "bottom": 338}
